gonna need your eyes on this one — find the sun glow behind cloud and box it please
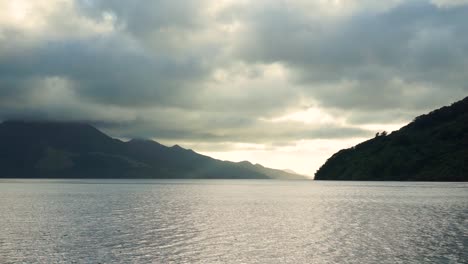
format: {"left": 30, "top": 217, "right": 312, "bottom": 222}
{"left": 198, "top": 138, "right": 368, "bottom": 177}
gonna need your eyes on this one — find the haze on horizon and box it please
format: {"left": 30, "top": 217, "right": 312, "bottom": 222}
{"left": 1, "top": 0, "right": 467, "bottom": 176}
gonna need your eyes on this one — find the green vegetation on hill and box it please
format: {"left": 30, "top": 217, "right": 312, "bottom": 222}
{"left": 315, "top": 96, "right": 468, "bottom": 181}
{"left": 0, "top": 121, "right": 306, "bottom": 180}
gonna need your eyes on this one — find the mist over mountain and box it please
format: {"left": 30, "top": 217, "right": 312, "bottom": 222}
{"left": 315, "top": 96, "right": 468, "bottom": 181}
{"left": 0, "top": 121, "right": 306, "bottom": 180}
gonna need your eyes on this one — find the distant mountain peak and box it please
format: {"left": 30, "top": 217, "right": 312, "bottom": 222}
{"left": 0, "top": 120, "right": 306, "bottom": 180}
{"left": 128, "top": 138, "right": 151, "bottom": 143}
{"left": 283, "top": 169, "right": 298, "bottom": 174}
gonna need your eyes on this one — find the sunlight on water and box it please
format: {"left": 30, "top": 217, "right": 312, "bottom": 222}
{"left": 0, "top": 179, "right": 467, "bottom": 263}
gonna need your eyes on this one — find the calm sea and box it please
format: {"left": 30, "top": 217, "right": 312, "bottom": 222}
{"left": 0, "top": 179, "right": 466, "bottom": 263}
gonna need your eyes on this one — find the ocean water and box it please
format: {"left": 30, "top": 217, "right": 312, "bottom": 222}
{"left": 0, "top": 179, "right": 466, "bottom": 264}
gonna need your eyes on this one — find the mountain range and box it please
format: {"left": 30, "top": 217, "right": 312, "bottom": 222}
{"left": 2, "top": 96, "right": 467, "bottom": 181}
{"left": 0, "top": 121, "right": 306, "bottom": 180}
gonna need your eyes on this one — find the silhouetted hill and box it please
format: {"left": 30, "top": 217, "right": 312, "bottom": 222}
{"left": 0, "top": 121, "right": 306, "bottom": 179}
{"left": 315, "top": 96, "right": 468, "bottom": 181}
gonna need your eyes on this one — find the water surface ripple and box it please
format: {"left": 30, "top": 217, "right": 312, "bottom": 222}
{"left": 0, "top": 179, "right": 466, "bottom": 263}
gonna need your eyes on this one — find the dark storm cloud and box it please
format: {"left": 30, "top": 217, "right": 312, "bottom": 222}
{"left": 234, "top": 1, "right": 468, "bottom": 111}
{"left": 0, "top": 0, "right": 467, "bottom": 145}
{"left": 0, "top": 35, "right": 207, "bottom": 107}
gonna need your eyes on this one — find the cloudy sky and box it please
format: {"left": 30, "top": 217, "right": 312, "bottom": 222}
{"left": 1, "top": 0, "right": 467, "bottom": 176}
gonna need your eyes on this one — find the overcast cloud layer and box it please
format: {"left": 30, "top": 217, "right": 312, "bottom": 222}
{"left": 1, "top": 0, "right": 467, "bottom": 175}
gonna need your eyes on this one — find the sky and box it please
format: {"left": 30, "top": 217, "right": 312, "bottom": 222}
{"left": 0, "top": 0, "right": 467, "bottom": 177}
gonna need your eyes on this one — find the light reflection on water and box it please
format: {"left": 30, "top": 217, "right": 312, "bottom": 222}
{"left": 0, "top": 179, "right": 467, "bottom": 263}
